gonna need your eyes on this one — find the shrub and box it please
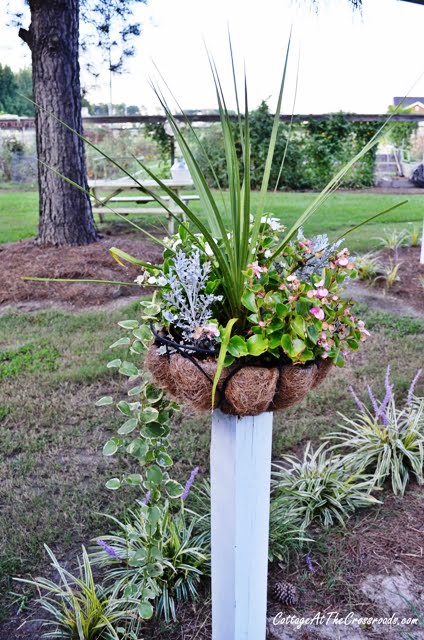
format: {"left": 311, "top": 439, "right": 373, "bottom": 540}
{"left": 17, "top": 546, "right": 134, "bottom": 640}
{"left": 354, "top": 252, "right": 384, "bottom": 281}
{"left": 271, "top": 442, "right": 379, "bottom": 530}
{"left": 326, "top": 367, "right": 424, "bottom": 496}
{"left": 92, "top": 499, "right": 210, "bottom": 624}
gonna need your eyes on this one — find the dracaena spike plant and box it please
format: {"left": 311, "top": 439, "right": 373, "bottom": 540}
{"left": 27, "top": 39, "right": 406, "bottom": 388}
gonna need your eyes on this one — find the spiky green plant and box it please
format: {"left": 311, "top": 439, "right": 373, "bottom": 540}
{"left": 354, "top": 252, "right": 384, "bottom": 281}
{"left": 271, "top": 442, "right": 380, "bottom": 529}
{"left": 408, "top": 225, "right": 421, "bottom": 247}
{"left": 375, "top": 229, "right": 408, "bottom": 252}
{"left": 15, "top": 546, "right": 134, "bottom": 640}
{"left": 326, "top": 368, "right": 424, "bottom": 496}
{"left": 92, "top": 501, "right": 209, "bottom": 624}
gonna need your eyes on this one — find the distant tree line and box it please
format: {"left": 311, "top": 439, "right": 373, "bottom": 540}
{"left": 0, "top": 64, "right": 33, "bottom": 116}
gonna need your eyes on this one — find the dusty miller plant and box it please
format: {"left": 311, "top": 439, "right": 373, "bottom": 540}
{"left": 161, "top": 249, "right": 222, "bottom": 343}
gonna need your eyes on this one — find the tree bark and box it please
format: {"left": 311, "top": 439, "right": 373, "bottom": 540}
{"left": 20, "top": 0, "right": 99, "bottom": 246}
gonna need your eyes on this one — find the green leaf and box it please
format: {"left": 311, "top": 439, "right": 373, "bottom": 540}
{"left": 139, "top": 301, "right": 161, "bottom": 316}
{"left": 246, "top": 334, "right": 268, "bottom": 356}
{"left": 141, "top": 407, "right": 159, "bottom": 423}
{"left": 131, "top": 340, "right": 146, "bottom": 355}
{"left": 292, "top": 338, "right": 306, "bottom": 356}
{"left": 143, "top": 422, "right": 166, "bottom": 438}
{"left": 118, "top": 418, "right": 138, "bottom": 435}
{"left": 295, "top": 297, "right": 311, "bottom": 316}
{"left": 241, "top": 290, "right": 257, "bottom": 313}
{"left": 105, "top": 478, "right": 121, "bottom": 490}
{"left": 307, "top": 325, "right": 319, "bottom": 344}
{"left": 103, "top": 439, "right": 119, "bottom": 456}
{"left": 145, "top": 385, "right": 164, "bottom": 403}
{"left": 127, "top": 438, "right": 149, "bottom": 460}
{"left": 268, "top": 317, "right": 284, "bottom": 333}
{"left": 147, "top": 465, "right": 163, "bottom": 485}
{"left": 276, "top": 303, "right": 290, "bottom": 318}
{"left": 119, "top": 361, "right": 139, "bottom": 377}
{"left": 107, "top": 359, "right": 122, "bottom": 369}
{"left": 128, "top": 385, "right": 143, "bottom": 396}
{"left": 292, "top": 315, "right": 306, "bottom": 339}
{"left": 129, "top": 548, "right": 147, "bottom": 567}
{"left": 347, "top": 338, "right": 359, "bottom": 351}
{"left": 133, "top": 325, "right": 152, "bottom": 341}
{"left": 118, "top": 320, "right": 139, "bottom": 330}
{"left": 212, "top": 318, "right": 238, "bottom": 408}
{"left": 156, "top": 452, "right": 173, "bottom": 467}
{"left": 144, "top": 563, "right": 163, "bottom": 578}
{"left": 269, "top": 331, "right": 283, "bottom": 349}
{"left": 227, "top": 335, "right": 248, "bottom": 358}
{"left": 165, "top": 479, "right": 184, "bottom": 498}
{"left": 117, "top": 400, "right": 132, "bottom": 416}
{"left": 109, "top": 337, "right": 131, "bottom": 349}
{"left": 95, "top": 396, "right": 113, "bottom": 406}
{"left": 126, "top": 473, "right": 143, "bottom": 486}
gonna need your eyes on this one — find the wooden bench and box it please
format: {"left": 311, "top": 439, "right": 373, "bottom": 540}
{"left": 89, "top": 179, "right": 198, "bottom": 233}
{"left": 92, "top": 195, "right": 200, "bottom": 230}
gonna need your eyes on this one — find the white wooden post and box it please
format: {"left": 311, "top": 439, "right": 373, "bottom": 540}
{"left": 210, "top": 409, "right": 273, "bottom": 640}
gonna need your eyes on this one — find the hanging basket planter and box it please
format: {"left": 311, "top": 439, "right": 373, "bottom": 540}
{"left": 145, "top": 340, "right": 333, "bottom": 416}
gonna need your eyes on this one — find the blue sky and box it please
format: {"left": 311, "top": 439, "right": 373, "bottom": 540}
{"left": 2, "top": 0, "right": 424, "bottom": 114}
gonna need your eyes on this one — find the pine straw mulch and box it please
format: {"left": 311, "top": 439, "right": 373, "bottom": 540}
{"left": 0, "top": 231, "right": 163, "bottom": 311}
{"left": 267, "top": 482, "right": 424, "bottom": 630}
{"left": 372, "top": 245, "right": 424, "bottom": 314}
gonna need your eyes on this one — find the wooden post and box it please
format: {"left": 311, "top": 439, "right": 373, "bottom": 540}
{"left": 210, "top": 409, "right": 273, "bottom": 640}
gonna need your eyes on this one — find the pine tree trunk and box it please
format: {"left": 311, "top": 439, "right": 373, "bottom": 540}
{"left": 19, "top": 0, "right": 99, "bottom": 246}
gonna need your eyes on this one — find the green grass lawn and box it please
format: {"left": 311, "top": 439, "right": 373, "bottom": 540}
{"left": 0, "top": 301, "right": 423, "bottom": 626}
{"left": 1, "top": 189, "right": 423, "bottom": 252}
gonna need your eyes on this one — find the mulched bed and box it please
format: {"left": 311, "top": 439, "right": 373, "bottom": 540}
{"left": 375, "top": 245, "right": 424, "bottom": 314}
{"left": 0, "top": 234, "right": 162, "bottom": 309}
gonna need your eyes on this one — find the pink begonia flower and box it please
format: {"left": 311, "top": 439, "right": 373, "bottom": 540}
{"left": 248, "top": 261, "right": 267, "bottom": 278}
{"left": 321, "top": 353, "right": 329, "bottom": 359}
{"left": 315, "top": 279, "right": 325, "bottom": 288}
{"left": 307, "top": 289, "right": 316, "bottom": 299}
{"left": 287, "top": 274, "right": 297, "bottom": 282}
{"left": 316, "top": 287, "right": 329, "bottom": 298}
{"left": 310, "top": 307, "right": 325, "bottom": 320}
{"left": 258, "top": 320, "right": 266, "bottom": 328}
{"left": 335, "top": 247, "right": 350, "bottom": 267}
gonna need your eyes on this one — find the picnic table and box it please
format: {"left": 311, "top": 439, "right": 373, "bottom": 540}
{"left": 88, "top": 178, "right": 199, "bottom": 234}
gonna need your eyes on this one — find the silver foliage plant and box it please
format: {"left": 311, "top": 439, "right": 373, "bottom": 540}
{"left": 292, "top": 227, "right": 345, "bottom": 282}
{"left": 161, "top": 249, "right": 222, "bottom": 344}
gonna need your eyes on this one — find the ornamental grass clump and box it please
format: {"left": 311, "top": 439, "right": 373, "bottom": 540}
{"left": 326, "top": 367, "right": 424, "bottom": 496}
{"left": 271, "top": 442, "right": 380, "bottom": 530}
{"left": 92, "top": 498, "right": 210, "bottom": 625}
{"left": 16, "top": 546, "right": 135, "bottom": 640}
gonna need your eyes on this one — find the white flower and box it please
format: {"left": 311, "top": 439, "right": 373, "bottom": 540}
{"left": 264, "top": 249, "right": 272, "bottom": 258}
{"left": 134, "top": 275, "right": 145, "bottom": 286}
{"left": 204, "top": 243, "right": 214, "bottom": 257}
{"left": 147, "top": 276, "right": 157, "bottom": 285}
{"left": 157, "top": 276, "right": 167, "bottom": 287}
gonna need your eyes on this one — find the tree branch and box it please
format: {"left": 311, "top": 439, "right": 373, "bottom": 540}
{"left": 19, "top": 27, "right": 32, "bottom": 48}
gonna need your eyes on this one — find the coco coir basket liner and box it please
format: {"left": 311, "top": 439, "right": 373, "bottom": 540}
{"left": 145, "top": 331, "right": 332, "bottom": 416}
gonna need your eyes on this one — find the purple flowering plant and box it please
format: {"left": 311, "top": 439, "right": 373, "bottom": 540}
{"left": 326, "top": 367, "right": 424, "bottom": 496}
